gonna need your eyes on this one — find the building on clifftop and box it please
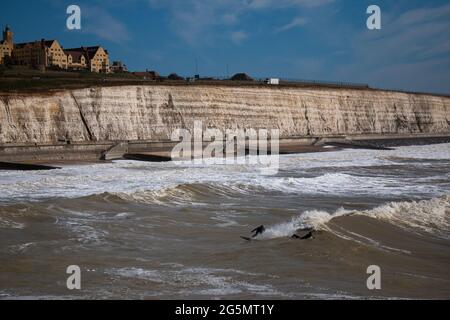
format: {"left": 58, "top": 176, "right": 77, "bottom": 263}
{"left": 64, "top": 49, "right": 87, "bottom": 71}
{"left": 64, "top": 46, "right": 110, "bottom": 73}
{"left": 13, "top": 39, "right": 68, "bottom": 70}
{"left": 0, "top": 25, "right": 14, "bottom": 65}
{"left": 0, "top": 26, "right": 112, "bottom": 73}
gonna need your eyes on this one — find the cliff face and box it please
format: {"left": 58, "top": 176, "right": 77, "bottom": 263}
{"left": 0, "top": 85, "right": 449, "bottom": 144}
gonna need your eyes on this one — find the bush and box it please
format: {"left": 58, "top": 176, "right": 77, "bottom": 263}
{"left": 230, "top": 73, "right": 253, "bottom": 81}
{"left": 168, "top": 73, "right": 184, "bottom": 81}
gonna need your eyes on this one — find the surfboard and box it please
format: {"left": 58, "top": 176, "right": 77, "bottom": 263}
{"left": 240, "top": 236, "right": 253, "bottom": 241}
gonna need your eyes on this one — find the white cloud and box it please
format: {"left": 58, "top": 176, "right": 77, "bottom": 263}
{"left": 334, "top": 3, "right": 450, "bottom": 93}
{"left": 276, "top": 17, "right": 307, "bottom": 33}
{"left": 83, "top": 6, "right": 131, "bottom": 44}
{"left": 396, "top": 3, "right": 450, "bottom": 26}
{"left": 148, "top": 0, "right": 333, "bottom": 45}
{"left": 247, "top": 0, "right": 335, "bottom": 9}
{"left": 149, "top": 0, "right": 235, "bottom": 45}
{"left": 231, "top": 31, "right": 249, "bottom": 44}
{"left": 354, "top": 3, "right": 450, "bottom": 63}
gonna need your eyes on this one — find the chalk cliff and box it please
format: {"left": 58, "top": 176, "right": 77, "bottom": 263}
{"left": 0, "top": 85, "right": 449, "bottom": 144}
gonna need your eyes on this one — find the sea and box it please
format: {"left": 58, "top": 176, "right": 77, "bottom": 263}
{"left": 0, "top": 143, "right": 449, "bottom": 299}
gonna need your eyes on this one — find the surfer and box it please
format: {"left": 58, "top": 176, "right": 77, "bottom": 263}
{"left": 292, "top": 231, "right": 314, "bottom": 240}
{"left": 251, "top": 225, "right": 266, "bottom": 238}
{"left": 240, "top": 225, "right": 266, "bottom": 241}
{"left": 292, "top": 227, "right": 315, "bottom": 240}
{"left": 242, "top": 225, "right": 315, "bottom": 241}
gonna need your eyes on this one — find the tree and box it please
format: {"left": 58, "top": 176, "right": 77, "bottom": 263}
{"left": 231, "top": 73, "right": 253, "bottom": 81}
{"left": 168, "top": 73, "right": 184, "bottom": 81}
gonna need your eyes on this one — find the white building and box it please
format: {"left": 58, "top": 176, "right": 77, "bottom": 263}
{"left": 267, "top": 78, "right": 280, "bottom": 85}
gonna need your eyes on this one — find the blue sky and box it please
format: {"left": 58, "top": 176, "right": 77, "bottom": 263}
{"left": 1, "top": 0, "right": 449, "bottom": 94}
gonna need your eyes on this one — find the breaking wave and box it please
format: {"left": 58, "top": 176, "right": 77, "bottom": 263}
{"left": 261, "top": 195, "right": 450, "bottom": 240}
{"left": 108, "top": 171, "right": 447, "bottom": 207}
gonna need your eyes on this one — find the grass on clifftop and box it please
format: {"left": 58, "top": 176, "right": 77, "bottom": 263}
{"left": 1, "top": 66, "right": 448, "bottom": 97}
{"left": 0, "top": 66, "right": 147, "bottom": 93}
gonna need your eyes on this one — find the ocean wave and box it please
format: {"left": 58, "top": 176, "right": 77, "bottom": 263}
{"left": 359, "top": 196, "right": 450, "bottom": 237}
{"left": 261, "top": 195, "right": 450, "bottom": 240}
{"left": 0, "top": 143, "right": 448, "bottom": 204}
{"left": 108, "top": 172, "right": 445, "bottom": 207}
{"left": 3, "top": 169, "right": 440, "bottom": 209}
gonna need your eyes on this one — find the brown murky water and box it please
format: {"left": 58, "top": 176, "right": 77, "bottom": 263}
{"left": 0, "top": 144, "right": 449, "bottom": 299}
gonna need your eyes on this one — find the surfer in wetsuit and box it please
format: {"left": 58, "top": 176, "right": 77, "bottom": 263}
{"left": 251, "top": 225, "right": 266, "bottom": 238}
{"left": 243, "top": 225, "right": 315, "bottom": 240}
{"left": 292, "top": 227, "right": 315, "bottom": 240}
{"left": 292, "top": 231, "right": 314, "bottom": 240}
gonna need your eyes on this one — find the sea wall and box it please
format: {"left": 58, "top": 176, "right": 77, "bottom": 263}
{"left": 0, "top": 85, "right": 449, "bottom": 144}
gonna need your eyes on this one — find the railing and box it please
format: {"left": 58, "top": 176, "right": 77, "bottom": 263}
{"left": 191, "top": 76, "right": 449, "bottom": 95}
{"left": 370, "top": 86, "right": 450, "bottom": 97}
{"left": 193, "top": 75, "right": 370, "bottom": 89}
{"left": 275, "top": 77, "right": 369, "bottom": 88}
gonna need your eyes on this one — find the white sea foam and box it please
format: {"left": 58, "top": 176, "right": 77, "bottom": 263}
{"left": 57, "top": 217, "right": 109, "bottom": 245}
{"left": 361, "top": 195, "right": 450, "bottom": 237}
{"left": 0, "top": 217, "right": 26, "bottom": 229}
{"left": 260, "top": 208, "right": 351, "bottom": 239}
{"left": 0, "top": 143, "right": 448, "bottom": 203}
{"left": 108, "top": 267, "right": 285, "bottom": 297}
{"left": 262, "top": 195, "right": 450, "bottom": 240}
{"left": 110, "top": 170, "right": 445, "bottom": 207}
